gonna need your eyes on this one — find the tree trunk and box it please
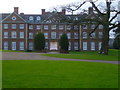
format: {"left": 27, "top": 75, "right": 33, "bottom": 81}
{"left": 100, "top": 29, "right": 109, "bottom": 55}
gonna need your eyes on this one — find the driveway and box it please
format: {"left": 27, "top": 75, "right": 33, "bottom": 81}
{"left": 2, "top": 52, "right": 119, "bottom": 64}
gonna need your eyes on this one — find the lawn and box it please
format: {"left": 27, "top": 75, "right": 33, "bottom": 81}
{"left": 2, "top": 60, "right": 118, "bottom": 88}
{"left": 43, "top": 49, "right": 119, "bottom": 61}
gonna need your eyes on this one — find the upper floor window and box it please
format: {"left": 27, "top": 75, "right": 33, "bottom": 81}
{"left": 19, "top": 24, "right": 24, "bottom": 29}
{"left": 4, "top": 32, "right": 8, "bottom": 38}
{"left": 44, "top": 25, "right": 48, "bottom": 30}
{"left": 66, "top": 25, "right": 71, "bottom": 30}
{"left": 98, "top": 32, "right": 103, "bottom": 39}
{"left": 74, "top": 33, "right": 78, "bottom": 39}
{"left": 98, "top": 24, "right": 103, "bottom": 29}
{"left": 4, "top": 24, "right": 8, "bottom": 29}
{"left": 11, "top": 24, "right": 16, "bottom": 29}
{"left": 83, "top": 32, "right": 87, "bottom": 39}
{"left": 20, "top": 32, "right": 24, "bottom": 38}
{"left": 82, "top": 24, "right": 87, "bottom": 29}
{"left": 67, "top": 33, "right": 71, "bottom": 39}
{"left": 91, "top": 24, "right": 96, "bottom": 29}
{"left": 51, "top": 25, "right": 56, "bottom": 30}
{"left": 36, "top": 16, "right": 41, "bottom": 20}
{"left": 29, "top": 16, "right": 33, "bottom": 20}
{"left": 29, "top": 33, "right": 33, "bottom": 39}
{"left": 29, "top": 25, "right": 33, "bottom": 30}
{"left": 74, "top": 25, "right": 78, "bottom": 30}
{"left": 59, "top": 32, "right": 63, "bottom": 39}
{"left": 11, "top": 31, "right": 17, "bottom": 38}
{"left": 59, "top": 25, "right": 64, "bottom": 30}
{"left": 36, "top": 25, "right": 41, "bottom": 30}
{"left": 51, "top": 32, "right": 56, "bottom": 39}
{"left": 44, "top": 33, "right": 48, "bottom": 39}
{"left": 90, "top": 32, "right": 95, "bottom": 39}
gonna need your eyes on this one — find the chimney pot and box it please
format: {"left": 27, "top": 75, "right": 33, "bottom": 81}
{"left": 88, "top": 7, "right": 93, "bottom": 14}
{"left": 14, "top": 7, "right": 19, "bottom": 14}
{"left": 42, "top": 9, "right": 45, "bottom": 14}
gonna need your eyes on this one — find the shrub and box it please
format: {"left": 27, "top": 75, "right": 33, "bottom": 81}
{"left": 113, "top": 35, "right": 120, "bottom": 49}
{"left": 59, "top": 33, "right": 69, "bottom": 51}
{"left": 34, "top": 32, "right": 45, "bottom": 51}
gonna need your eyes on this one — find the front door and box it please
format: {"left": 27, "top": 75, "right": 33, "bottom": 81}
{"left": 50, "top": 42, "right": 58, "bottom": 50}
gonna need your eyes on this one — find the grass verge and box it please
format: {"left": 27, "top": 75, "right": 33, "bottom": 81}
{"left": 43, "top": 49, "right": 119, "bottom": 61}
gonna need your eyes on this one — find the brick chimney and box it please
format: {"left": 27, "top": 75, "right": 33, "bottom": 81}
{"left": 62, "top": 9, "right": 66, "bottom": 14}
{"left": 41, "top": 9, "right": 45, "bottom": 14}
{"left": 14, "top": 7, "right": 19, "bottom": 14}
{"left": 88, "top": 7, "right": 93, "bottom": 14}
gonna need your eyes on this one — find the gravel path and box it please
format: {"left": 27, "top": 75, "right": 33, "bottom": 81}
{"left": 2, "top": 52, "right": 120, "bottom": 64}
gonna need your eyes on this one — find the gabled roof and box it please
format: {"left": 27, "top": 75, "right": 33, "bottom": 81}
{"left": 2, "top": 12, "right": 27, "bottom": 23}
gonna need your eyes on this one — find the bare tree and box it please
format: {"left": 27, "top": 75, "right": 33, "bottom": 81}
{"left": 60, "top": 0, "right": 120, "bottom": 55}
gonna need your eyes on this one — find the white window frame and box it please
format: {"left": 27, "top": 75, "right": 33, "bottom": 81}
{"left": 20, "top": 32, "right": 24, "bottom": 39}
{"left": 99, "top": 24, "right": 103, "bottom": 29}
{"left": 74, "top": 42, "right": 79, "bottom": 50}
{"left": 74, "top": 33, "right": 78, "bottom": 39}
{"left": 11, "top": 24, "right": 16, "bottom": 29}
{"left": 90, "top": 32, "right": 96, "bottom": 39}
{"left": 83, "top": 32, "right": 87, "bottom": 39}
{"left": 29, "top": 16, "right": 33, "bottom": 21}
{"left": 4, "top": 42, "right": 8, "bottom": 50}
{"left": 4, "top": 32, "right": 8, "bottom": 38}
{"left": 67, "top": 33, "right": 71, "bottom": 39}
{"left": 51, "top": 25, "right": 56, "bottom": 30}
{"left": 91, "top": 24, "right": 96, "bottom": 29}
{"left": 11, "top": 31, "right": 17, "bottom": 38}
{"left": 12, "top": 42, "right": 16, "bottom": 50}
{"left": 29, "top": 42, "right": 33, "bottom": 50}
{"left": 29, "top": 33, "right": 33, "bottom": 39}
{"left": 59, "top": 25, "right": 64, "bottom": 30}
{"left": 82, "top": 24, "right": 87, "bottom": 29}
{"left": 44, "top": 33, "right": 48, "bottom": 39}
{"left": 66, "top": 25, "right": 71, "bottom": 30}
{"left": 98, "top": 42, "right": 102, "bottom": 50}
{"left": 51, "top": 32, "right": 56, "bottom": 39}
{"left": 36, "top": 25, "right": 41, "bottom": 30}
{"left": 44, "top": 25, "right": 48, "bottom": 30}
{"left": 68, "top": 42, "right": 71, "bottom": 50}
{"left": 45, "top": 42, "right": 49, "bottom": 49}
{"left": 4, "top": 24, "right": 8, "bottom": 29}
{"left": 36, "top": 16, "right": 41, "bottom": 20}
{"left": 91, "top": 42, "right": 95, "bottom": 51}
{"left": 19, "top": 24, "right": 24, "bottom": 29}
{"left": 59, "top": 33, "right": 63, "bottom": 39}
{"left": 74, "top": 25, "right": 78, "bottom": 30}
{"left": 29, "top": 25, "right": 33, "bottom": 30}
{"left": 19, "top": 42, "right": 24, "bottom": 50}
{"left": 83, "top": 42, "right": 87, "bottom": 50}
{"left": 98, "top": 32, "right": 103, "bottom": 39}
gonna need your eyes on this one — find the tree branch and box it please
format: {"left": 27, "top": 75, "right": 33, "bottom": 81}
{"left": 109, "top": 11, "right": 120, "bottom": 23}
{"left": 109, "top": 23, "right": 120, "bottom": 30}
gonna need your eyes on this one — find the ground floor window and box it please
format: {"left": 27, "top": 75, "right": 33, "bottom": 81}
{"left": 91, "top": 42, "right": 95, "bottom": 51}
{"left": 45, "top": 42, "right": 49, "bottom": 49}
{"left": 12, "top": 42, "right": 16, "bottom": 50}
{"left": 83, "top": 42, "right": 87, "bottom": 50}
{"left": 29, "top": 42, "right": 33, "bottom": 50}
{"left": 4, "top": 42, "right": 8, "bottom": 50}
{"left": 68, "top": 42, "right": 71, "bottom": 50}
{"left": 74, "top": 42, "right": 79, "bottom": 50}
{"left": 98, "top": 42, "right": 102, "bottom": 50}
{"left": 19, "top": 42, "right": 24, "bottom": 50}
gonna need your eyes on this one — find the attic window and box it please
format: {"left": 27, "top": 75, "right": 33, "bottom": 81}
{"left": 29, "top": 16, "right": 33, "bottom": 20}
{"left": 36, "top": 16, "right": 41, "bottom": 20}
{"left": 12, "top": 16, "right": 16, "bottom": 20}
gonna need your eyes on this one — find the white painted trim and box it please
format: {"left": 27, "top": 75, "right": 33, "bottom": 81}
{"left": 2, "top": 12, "right": 27, "bottom": 23}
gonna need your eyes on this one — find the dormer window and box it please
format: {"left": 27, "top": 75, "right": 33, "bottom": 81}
{"left": 29, "top": 16, "right": 33, "bottom": 20}
{"left": 36, "top": 16, "right": 41, "bottom": 20}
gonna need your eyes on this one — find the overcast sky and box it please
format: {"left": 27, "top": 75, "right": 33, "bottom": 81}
{"left": 0, "top": 0, "right": 81, "bottom": 14}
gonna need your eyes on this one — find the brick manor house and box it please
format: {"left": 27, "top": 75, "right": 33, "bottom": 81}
{"left": 1, "top": 7, "right": 103, "bottom": 51}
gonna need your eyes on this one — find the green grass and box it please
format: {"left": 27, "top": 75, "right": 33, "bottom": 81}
{"left": 2, "top": 60, "right": 118, "bottom": 88}
{"left": 43, "top": 49, "right": 119, "bottom": 61}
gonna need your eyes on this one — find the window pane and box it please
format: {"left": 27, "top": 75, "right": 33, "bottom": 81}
{"left": 20, "top": 32, "right": 24, "bottom": 38}
{"left": 20, "top": 42, "right": 24, "bottom": 50}
{"left": 4, "top": 32, "right": 8, "bottom": 38}
{"left": 4, "top": 24, "right": 8, "bottom": 29}
{"left": 11, "top": 24, "right": 16, "bottom": 29}
{"left": 4, "top": 42, "right": 8, "bottom": 50}
{"left": 83, "top": 32, "right": 87, "bottom": 39}
{"left": 51, "top": 32, "right": 56, "bottom": 39}
{"left": 74, "top": 42, "right": 79, "bottom": 50}
{"left": 59, "top": 25, "right": 64, "bottom": 30}
{"left": 44, "top": 33, "right": 48, "bottom": 39}
{"left": 44, "top": 25, "right": 48, "bottom": 30}
{"left": 51, "top": 25, "right": 56, "bottom": 30}
{"left": 20, "top": 24, "right": 24, "bottom": 29}
{"left": 11, "top": 32, "right": 17, "bottom": 38}
{"left": 91, "top": 42, "right": 95, "bottom": 50}
{"left": 83, "top": 42, "right": 87, "bottom": 50}
{"left": 12, "top": 42, "right": 16, "bottom": 50}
